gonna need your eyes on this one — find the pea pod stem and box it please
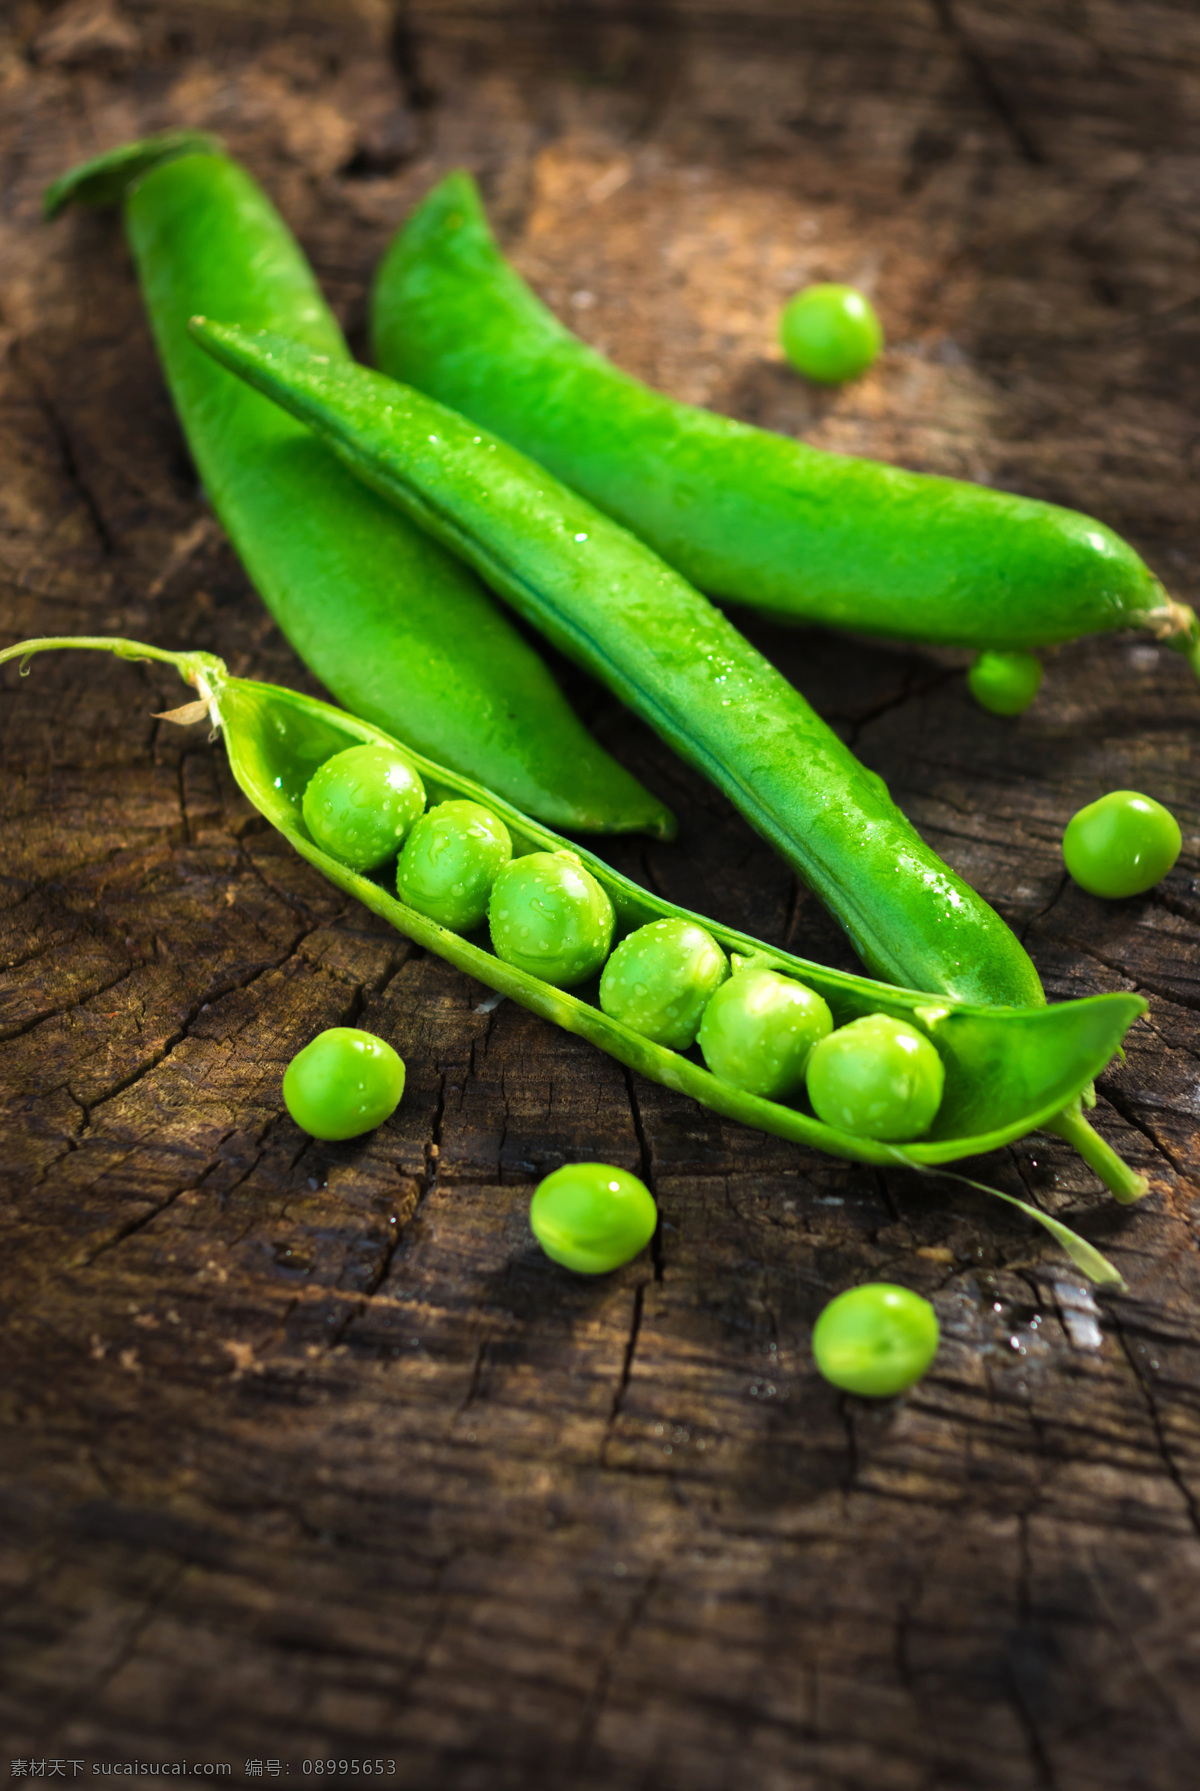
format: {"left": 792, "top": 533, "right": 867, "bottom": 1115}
{"left": 43, "top": 136, "right": 671, "bottom": 840}
{"left": 7, "top": 634, "right": 218, "bottom": 679}
{"left": 1, "top": 635, "right": 1144, "bottom": 1288}
{"left": 370, "top": 171, "right": 1198, "bottom": 673}
{"left": 1044, "top": 1101, "right": 1147, "bottom": 1204}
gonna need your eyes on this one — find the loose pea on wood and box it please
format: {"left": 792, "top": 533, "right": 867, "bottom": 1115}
{"left": 530, "top": 1163, "right": 657, "bottom": 1274}
{"left": 1062, "top": 790, "right": 1182, "bottom": 899}
{"left": 967, "top": 650, "right": 1044, "bottom": 716}
{"left": 812, "top": 1284, "right": 940, "bottom": 1397}
{"left": 779, "top": 282, "right": 883, "bottom": 385}
{"left": 283, "top": 1027, "right": 406, "bottom": 1141}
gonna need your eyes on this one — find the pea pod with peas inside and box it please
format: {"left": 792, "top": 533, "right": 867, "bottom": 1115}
{"left": 0, "top": 636, "right": 1146, "bottom": 1286}
{"left": 42, "top": 136, "right": 670, "bottom": 839}
{"left": 186, "top": 319, "right": 1143, "bottom": 1197}
{"left": 369, "top": 172, "right": 1200, "bottom": 702}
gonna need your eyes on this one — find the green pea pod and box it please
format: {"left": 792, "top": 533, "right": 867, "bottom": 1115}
{"left": 369, "top": 172, "right": 1200, "bottom": 676}
{"left": 1, "top": 635, "right": 1145, "bottom": 1284}
{"left": 43, "top": 138, "right": 671, "bottom": 840}
{"left": 187, "top": 320, "right": 1149, "bottom": 1201}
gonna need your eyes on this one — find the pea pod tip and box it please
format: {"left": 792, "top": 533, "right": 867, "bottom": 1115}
{"left": 43, "top": 130, "right": 226, "bottom": 222}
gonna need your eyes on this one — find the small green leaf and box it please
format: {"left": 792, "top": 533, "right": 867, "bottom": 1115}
{"left": 892, "top": 1155, "right": 1126, "bottom": 1289}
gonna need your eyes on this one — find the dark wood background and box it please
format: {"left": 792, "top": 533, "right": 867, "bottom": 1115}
{"left": 3, "top": 2, "right": 1200, "bottom": 1785}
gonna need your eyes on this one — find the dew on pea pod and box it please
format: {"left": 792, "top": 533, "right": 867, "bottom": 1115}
{"left": 366, "top": 169, "right": 1200, "bottom": 708}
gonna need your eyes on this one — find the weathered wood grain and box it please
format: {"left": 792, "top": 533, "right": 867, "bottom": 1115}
{"left": 1, "top": 2, "right": 1199, "bottom": 1785}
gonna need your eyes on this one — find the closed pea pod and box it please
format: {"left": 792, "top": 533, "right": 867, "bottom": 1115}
{"left": 189, "top": 321, "right": 1041, "bottom": 1009}
{"left": 1, "top": 637, "right": 1149, "bottom": 1280}
{"left": 43, "top": 137, "right": 671, "bottom": 839}
{"left": 369, "top": 172, "right": 1199, "bottom": 686}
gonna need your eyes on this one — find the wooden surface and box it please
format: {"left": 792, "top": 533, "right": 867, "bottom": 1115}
{"left": 3, "top": 2, "right": 1200, "bottom": 1784}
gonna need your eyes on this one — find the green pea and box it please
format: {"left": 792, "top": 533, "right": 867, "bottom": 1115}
{"left": 396, "top": 798, "right": 512, "bottom": 931}
{"left": 812, "top": 1283, "right": 939, "bottom": 1396}
{"left": 530, "top": 1162, "right": 657, "bottom": 1274}
{"left": 302, "top": 743, "right": 425, "bottom": 871}
{"left": 697, "top": 964, "right": 833, "bottom": 1099}
{"left": 599, "top": 918, "right": 728, "bottom": 1050}
{"left": 1063, "top": 789, "right": 1182, "bottom": 898}
{"left": 489, "top": 850, "right": 614, "bottom": 987}
{"left": 805, "top": 1013, "right": 944, "bottom": 1140}
{"left": 779, "top": 282, "right": 883, "bottom": 384}
{"left": 282, "top": 1027, "right": 405, "bottom": 1141}
{"left": 967, "top": 649, "right": 1043, "bottom": 716}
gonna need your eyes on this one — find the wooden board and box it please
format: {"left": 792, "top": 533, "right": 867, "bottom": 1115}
{"left": 2, "top": 2, "right": 1199, "bottom": 1784}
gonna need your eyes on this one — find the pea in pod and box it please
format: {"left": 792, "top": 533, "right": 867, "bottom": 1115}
{"left": 369, "top": 171, "right": 1200, "bottom": 684}
{"left": 2, "top": 636, "right": 1144, "bottom": 1284}
{"left": 43, "top": 137, "right": 671, "bottom": 839}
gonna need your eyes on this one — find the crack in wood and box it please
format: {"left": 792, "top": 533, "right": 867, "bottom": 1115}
{"left": 1114, "top": 1319, "right": 1200, "bottom": 1545}
{"left": 13, "top": 346, "right": 117, "bottom": 559}
{"left": 573, "top": 1564, "right": 661, "bottom": 1766}
{"left": 928, "top": 0, "right": 1045, "bottom": 165}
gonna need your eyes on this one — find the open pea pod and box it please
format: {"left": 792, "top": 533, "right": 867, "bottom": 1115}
{"left": 3, "top": 637, "right": 1146, "bottom": 1285}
